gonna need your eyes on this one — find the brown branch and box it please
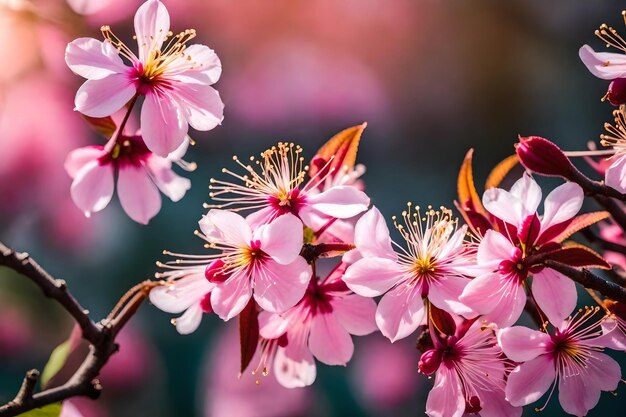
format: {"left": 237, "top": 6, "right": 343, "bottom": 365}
{"left": 300, "top": 243, "right": 355, "bottom": 263}
{"left": 0, "top": 241, "right": 163, "bottom": 417}
{"left": 543, "top": 260, "right": 626, "bottom": 304}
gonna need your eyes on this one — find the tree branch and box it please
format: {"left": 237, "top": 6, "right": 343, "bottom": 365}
{"left": 543, "top": 260, "right": 626, "bottom": 304}
{"left": 0, "top": 241, "right": 163, "bottom": 417}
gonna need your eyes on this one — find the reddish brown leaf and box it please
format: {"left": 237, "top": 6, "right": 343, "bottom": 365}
{"left": 429, "top": 304, "right": 456, "bottom": 336}
{"left": 82, "top": 115, "right": 117, "bottom": 138}
{"left": 239, "top": 299, "right": 259, "bottom": 375}
{"left": 485, "top": 154, "right": 518, "bottom": 190}
{"left": 543, "top": 244, "right": 611, "bottom": 270}
{"left": 308, "top": 123, "right": 366, "bottom": 180}
{"left": 457, "top": 149, "right": 485, "bottom": 214}
{"left": 454, "top": 202, "right": 492, "bottom": 236}
{"left": 552, "top": 212, "right": 611, "bottom": 243}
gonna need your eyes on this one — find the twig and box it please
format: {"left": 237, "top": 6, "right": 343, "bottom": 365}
{"left": 543, "top": 260, "right": 626, "bottom": 304}
{"left": 580, "top": 228, "right": 626, "bottom": 257}
{"left": 0, "top": 241, "right": 163, "bottom": 417}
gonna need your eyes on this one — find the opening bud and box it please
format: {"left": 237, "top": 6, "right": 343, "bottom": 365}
{"left": 607, "top": 78, "right": 626, "bottom": 106}
{"left": 205, "top": 259, "right": 228, "bottom": 283}
{"left": 515, "top": 136, "right": 575, "bottom": 179}
{"left": 418, "top": 348, "right": 442, "bottom": 376}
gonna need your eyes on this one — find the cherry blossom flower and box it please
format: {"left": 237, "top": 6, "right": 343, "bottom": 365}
{"left": 419, "top": 319, "right": 521, "bottom": 417}
{"left": 65, "top": 0, "right": 223, "bottom": 156}
{"left": 343, "top": 205, "right": 477, "bottom": 342}
{"left": 459, "top": 174, "right": 584, "bottom": 327}
{"left": 65, "top": 127, "right": 194, "bottom": 224}
{"left": 579, "top": 14, "right": 626, "bottom": 105}
{"left": 207, "top": 142, "right": 370, "bottom": 229}
{"left": 195, "top": 210, "right": 311, "bottom": 320}
{"left": 255, "top": 263, "right": 377, "bottom": 388}
{"left": 498, "top": 307, "right": 622, "bottom": 417}
{"left": 150, "top": 265, "right": 214, "bottom": 334}
{"left": 599, "top": 106, "right": 626, "bottom": 193}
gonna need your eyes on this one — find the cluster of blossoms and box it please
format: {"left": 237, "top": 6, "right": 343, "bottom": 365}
{"left": 64, "top": 0, "right": 224, "bottom": 224}
{"left": 61, "top": 2, "right": 626, "bottom": 417}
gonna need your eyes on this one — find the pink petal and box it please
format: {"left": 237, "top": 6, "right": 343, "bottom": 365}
{"left": 427, "top": 275, "right": 472, "bottom": 316}
{"left": 275, "top": 344, "right": 317, "bottom": 388}
{"left": 174, "top": 82, "right": 224, "bottom": 131}
{"left": 583, "top": 352, "right": 622, "bottom": 392}
{"left": 605, "top": 155, "right": 626, "bottom": 193}
{"left": 482, "top": 187, "right": 524, "bottom": 227}
{"left": 182, "top": 44, "right": 222, "bottom": 83}
{"left": 149, "top": 273, "right": 212, "bottom": 314}
{"left": 70, "top": 160, "right": 114, "bottom": 217}
{"left": 141, "top": 92, "right": 187, "bottom": 156}
{"left": 540, "top": 182, "right": 583, "bottom": 232}
{"left": 75, "top": 74, "right": 136, "bottom": 117}
{"left": 505, "top": 355, "right": 555, "bottom": 407}
{"left": 64, "top": 146, "right": 104, "bottom": 178}
{"left": 204, "top": 209, "right": 252, "bottom": 246}
{"left": 375, "top": 285, "right": 424, "bottom": 342}
{"left": 434, "top": 225, "right": 466, "bottom": 261}
{"left": 245, "top": 206, "right": 277, "bottom": 228}
{"left": 258, "top": 213, "right": 303, "bottom": 265}
{"left": 252, "top": 257, "right": 311, "bottom": 313}
{"left": 497, "top": 326, "right": 551, "bottom": 362}
{"left": 477, "top": 229, "right": 516, "bottom": 268}
{"left": 531, "top": 268, "right": 577, "bottom": 327}
{"left": 353, "top": 207, "right": 397, "bottom": 260}
{"left": 558, "top": 372, "right": 599, "bottom": 417}
{"left": 134, "top": 0, "right": 170, "bottom": 63}
{"left": 210, "top": 270, "right": 253, "bottom": 321}
{"left": 343, "top": 257, "right": 404, "bottom": 297}
{"left": 509, "top": 173, "right": 542, "bottom": 216}
{"left": 477, "top": 386, "right": 523, "bottom": 417}
{"left": 258, "top": 311, "right": 290, "bottom": 339}
{"left": 425, "top": 367, "right": 465, "bottom": 417}
{"left": 309, "top": 313, "right": 354, "bottom": 365}
{"left": 579, "top": 45, "right": 626, "bottom": 80}
{"left": 597, "top": 319, "right": 626, "bottom": 350}
{"left": 144, "top": 155, "right": 190, "bottom": 202}
{"left": 117, "top": 164, "right": 161, "bottom": 224}
{"left": 173, "top": 302, "right": 203, "bottom": 335}
{"left": 306, "top": 186, "right": 370, "bottom": 219}
{"left": 65, "top": 38, "right": 127, "bottom": 80}
{"left": 330, "top": 294, "right": 377, "bottom": 336}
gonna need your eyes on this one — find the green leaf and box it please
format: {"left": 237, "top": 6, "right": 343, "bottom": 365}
{"left": 17, "top": 403, "right": 62, "bottom": 417}
{"left": 40, "top": 340, "right": 71, "bottom": 388}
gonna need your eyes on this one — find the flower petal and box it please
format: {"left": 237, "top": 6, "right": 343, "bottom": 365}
{"left": 75, "top": 74, "right": 136, "bottom": 117}
{"left": 174, "top": 82, "right": 224, "bottom": 131}
{"left": 497, "top": 326, "right": 552, "bottom": 362}
{"left": 532, "top": 268, "right": 577, "bottom": 327}
{"left": 427, "top": 275, "right": 472, "bottom": 316}
{"left": 331, "top": 294, "right": 377, "bottom": 336}
{"left": 258, "top": 311, "right": 290, "bottom": 339}
{"left": 306, "top": 186, "right": 370, "bottom": 219}
{"left": 134, "top": 0, "right": 170, "bottom": 63}
{"left": 477, "top": 229, "right": 516, "bottom": 268}
{"left": 65, "top": 38, "right": 127, "bottom": 80}
{"left": 70, "top": 160, "right": 114, "bottom": 217}
{"left": 204, "top": 209, "right": 252, "bottom": 246}
{"left": 210, "top": 270, "right": 253, "bottom": 321}
{"left": 309, "top": 313, "right": 354, "bottom": 365}
{"left": 117, "top": 163, "right": 162, "bottom": 224}
{"left": 144, "top": 155, "right": 191, "bottom": 202}
{"left": 149, "top": 273, "right": 212, "bottom": 314}
{"left": 258, "top": 213, "right": 303, "bottom": 265}
{"left": 275, "top": 343, "right": 317, "bottom": 388}
{"left": 64, "top": 146, "right": 105, "bottom": 178}
{"left": 173, "top": 302, "right": 203, "bottom": 335}
{"left": 253, "top": 258, "right": 311, "bottom": 313}
{"left": 579, "top": 45, "right": 626, "bottom": 80}
{"left": 460, "top": 272, "right": 525, "bottom": 327}
{"left": 482, "top": 187, "right": 524, "bottom": 227}
{"left": 509, "top": 173, "right": 542, "bottom": 216}
{"left": 558, "top": 372, "right": 599, "bottom": 417}
{"left": 182, "top": 44, "right": 222, "bottom": 83}
{"left": 343, "top": 257, "right": 404, "bottom": 297}
{"left": 505, "top": 355, "right": 555, "bottom": 407}
{"left": 141, "top": 92, "right": 187, "bottom": 156}
{"left": 375, "top": 285, "right": 425, "bottom": 342}
{"left": 541, "top": 182, "right": 583, "bottom": 232}
{"left": 425, "top": 366, "right": 465, "bottom": 417}
{"left": 353, "top": 207, "right": 397, "bottom": 260}
{"left": 605, "top": 155, "right": 626, "bottom": 194}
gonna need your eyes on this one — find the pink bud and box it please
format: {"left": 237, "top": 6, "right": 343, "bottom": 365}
{"left": 465, "top": 396, "right": 482, "bottom": 414}
{"left": 418, "top": 349, "right": 442, "bottom": 376}
{"left": 205, "top": 259, "right": 228, "bottom": 283}
{"left": 607, "top": 78, "right": 626, "bottom": 106}
{"left": 516, "top": 136, "right": 575, "bottom": 179}
{"left": 199, "top": 293, "right": 213, "bottom": 313}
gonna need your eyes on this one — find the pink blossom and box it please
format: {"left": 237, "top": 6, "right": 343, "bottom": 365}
{"left": 65, "top": 0, "right": 223, "bottom": 156}
{"left": 150, "top": 265, "right": 215, "bottom": 334}
{"left": 255, "top": 262, "right": 377, "bottom": 388}
{"left": 599, "top": 106, "right": 626, "bottom": 193}
{"left": 343, "top": 205, "right": 477, "bottom": 342}
{"left": 419, "top": 319, "right": 521, "bottom": 417}
{"left": 65, "top": 128, "right": 193, "bottom": 224}
{"left": 498, "top": 307, "right": 622, "bottom": 416}
{"left": 460, "top": 174, "right": 583, "bottom": 327}
{"left": 208, "top": 142, "right": 370, "bottom": 229}
{"left": 197, "top": 210, "right": 311, "bottom": 320}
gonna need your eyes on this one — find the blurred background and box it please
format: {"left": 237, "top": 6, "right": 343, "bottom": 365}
{"left": 1, "top": 0, "right": 625, "bottom": 416}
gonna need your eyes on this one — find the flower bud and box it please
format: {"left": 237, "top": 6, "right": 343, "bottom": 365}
{"left": 205, "top": 259, "right": 228, "bottom": 283}
{"left": 418, "top": 349, "right": 442, "bottom": 376}
{"left": 515, "top": 136, "right": 575, "bottom": 179}
{"left": 199, "top": 293, "right": 213, "bottom": 313}
{"left": 607, "top": 78, "right": 626, "bottom": 106}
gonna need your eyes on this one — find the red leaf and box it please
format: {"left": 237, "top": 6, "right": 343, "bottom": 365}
{"left": 457, "top": 149, "right": 485, "bottom": 215}
{"left": 543, "top": 245, "right": 611, "bottom": 270}
{"left": 455, "top": 202, "right": 492, "bottom": 236}
{"left": 550, "top": 212, "right": 610, "bottom": 244}
{"left": 429, "top": 304, "right": 456, "bottom": 336}
{"left": 308, "top": 123, "right": 366, "bottom": 182}
{"left": 485, "top": 154, "right": 518, "bottom": 190}
{"left": 239, "top": 299, "right": 259, "bottom": 375}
